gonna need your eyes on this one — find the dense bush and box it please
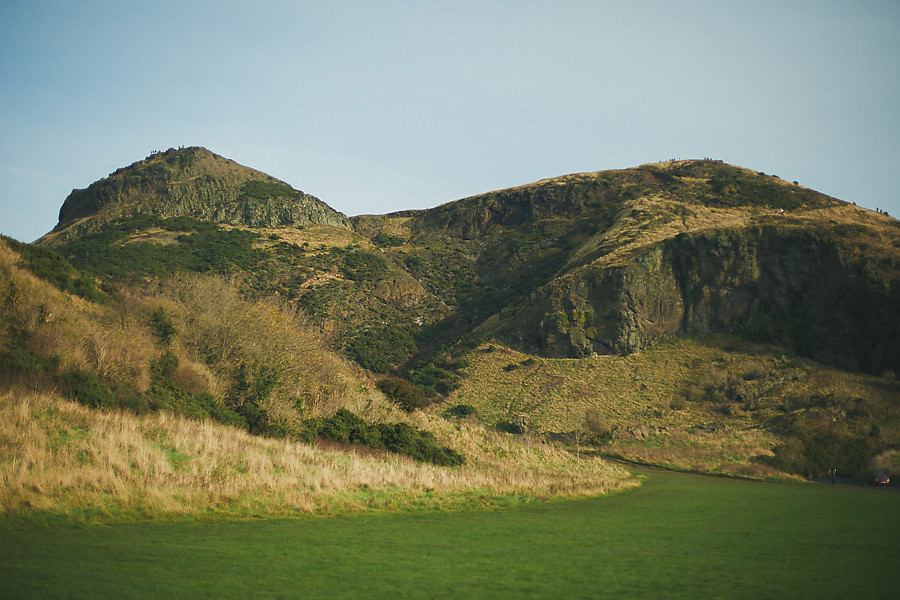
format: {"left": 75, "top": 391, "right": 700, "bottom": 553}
{"left": 60, "top": 369, "right": 122, "bottom": 411}
{"left": 239, "top": 180, "right": 298, "bottom": 201}
{"left": 0, "top": 344, "right": 60, "bottom": 380}
{"left": 57, "top": 216, "right": 263, "bottom": 279}
{"left": 759, "top": 424, "right": 884, "bottom": 479}
{"left": 149, "top": 308, "right": 176, "bottom": 344}
{"left": 339, "top": 249, "right": 389, "bottom": 281}
{"left": 346, "top": 325, "right": 417, "bottom": 373}
{"left": 310, "top": 408, "right": 465, "bottom": 466}
{"left": 52, "top": 348, "right": 249, "bottom": 428}
{"left": 376, "top": 377, "right": 429, "bottom": 412}
{"left": 445, "top": 404, "right": 477, "bottom": 419}
{"left": 373, "top": 232, "right": 405, "bottom": 247}
{"left": 2, "top": 236, "right": 107, "bottom": 302}
{"left": 405, "top": 360, "right": 461, "bottom": 397}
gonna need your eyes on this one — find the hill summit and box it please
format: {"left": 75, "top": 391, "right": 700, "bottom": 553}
{"left": 42, "top": 146, "right": 348, "bottom": 243}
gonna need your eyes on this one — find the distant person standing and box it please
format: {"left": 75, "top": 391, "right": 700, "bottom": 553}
{"left": 830, "top": 467, "right": 837, "bottom": 484}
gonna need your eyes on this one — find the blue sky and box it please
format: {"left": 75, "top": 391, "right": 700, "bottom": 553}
{"left": 2, "top": 1, "right": 899, "bottom": 242}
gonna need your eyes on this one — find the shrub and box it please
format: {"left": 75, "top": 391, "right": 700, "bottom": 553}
{"left": 584, "top": 408, "right": 612, "bottom": 444}
{"left": 310, "top": 409, "right": 465, "bottom": 466}
{"left": 445, "top": 404, "right": 477, "bottom": 419}
{"left": 61, "top": 370, "right": 118, "bottom": 410}
{"left": 0, "top": 345, "right": 60, "bottom": 380}
{"left": 339, "top": 250, "right": 389, "bottom": 281}
{"left": 57, "top": 216, "right": 263, "bottom": 279}
{"left": 496, "top": 420, "right": 525, "bottom": 435}
{"left": 346, "top": 325, "right": 417, "bottom": 373}
{"left": 377, "top": 377, "right": 429, "bottom": 412}
{"left": 150, "top": 350, "right": 179, "bottom": 381}
{"left": 239, "top": 180, "right": 298, "bottom": 201}
{"left": 2, "top": 235, "right": 107, "bottom": 302}
{"left": 406, "top": 362, "right": 460, "bottom": 397}
{"left": 373, "top": 232, "right": 405, "bottom": 247}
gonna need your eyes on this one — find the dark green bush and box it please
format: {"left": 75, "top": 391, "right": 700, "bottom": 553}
{"left": 57, "top": 216, "right": 263, "bottom": 279}
{"left": 376, "top": 377, "right": 428, "bottom": 412}
{"left": 149, "top": 308, "right": 176, "bottom": 344}
{"left": 406, "top": 362, "right": 460, "bottom": 397}
{"left": 445, "top": 404, "right": 477, "bottom": 419}
{"left": 239, "top": 180, "right": 298, "bottom": 201}
{"left": 61, "top": 370, "right": 118, "bottom": 410}
{"left": 2, "top": 235, "right": 107, "bottom": 302}
{"left": 0, "top": 345, "right": 60, "bottom": 379}
{"left": 310, "top": 409, "right": 465, "bottom": 466}
{"left": 227, "top": 363, "right": 280, "bottom": 434}
{"left": 150, "top": 350, "right": 180, "bottom": 381}
{"left": 373, "top": 232, "right": 405, "bottom": 247}
{"left": 339, "top": 250, "right": 389, "bottom": 281}
{"left": 496, "top": 420, "right": 525, "bottom": 435}
{"left": 346, "top": 325, "right": 417, "bottom": 373}
{"left": 760, "top": 421, "right": 887, "bottom": 479}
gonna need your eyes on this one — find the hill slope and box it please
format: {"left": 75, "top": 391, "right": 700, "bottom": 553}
{"left": 0, "top": 237, "right": 636, "bottom": 521}
{"left": 358, "top": 160, "right": 900, "bottom": 376}
{"left": 20, "top": 150, "right": 900, "bottom": 483}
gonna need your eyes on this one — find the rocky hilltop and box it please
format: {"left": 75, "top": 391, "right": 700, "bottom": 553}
{"left": 42, "top": 146, "right": 348, "bottom": 244}
{"left": 387, "top": 160, "right": 900, "bottom": 376}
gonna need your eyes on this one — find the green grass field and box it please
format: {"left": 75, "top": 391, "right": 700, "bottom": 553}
{"left": 2, "top": 471, "right": 897, "bottom": 599}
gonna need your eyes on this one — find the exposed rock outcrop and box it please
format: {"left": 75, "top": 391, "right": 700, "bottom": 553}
{"left": 49, "top": 147, "right": 348, "bottom": 241}
{"left": 497, "top": 222, "right": 900, "bottom": 375}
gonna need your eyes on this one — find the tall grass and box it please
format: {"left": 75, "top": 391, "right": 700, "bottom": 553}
{"left": 0, "top": 390, "right": 636, "bottom": 523}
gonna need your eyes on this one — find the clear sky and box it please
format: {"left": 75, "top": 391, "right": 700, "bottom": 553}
{"left": 2, "top": 1, "right": 899, "bottom": 242}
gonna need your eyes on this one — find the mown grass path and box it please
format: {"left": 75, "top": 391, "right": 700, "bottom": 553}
{"left": 2, "top": 471, "right": 897, "bottom": 598}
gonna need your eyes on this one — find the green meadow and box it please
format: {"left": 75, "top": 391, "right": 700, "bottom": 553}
{"left": 2, "top": 471, "right": 897, "bottom": 599}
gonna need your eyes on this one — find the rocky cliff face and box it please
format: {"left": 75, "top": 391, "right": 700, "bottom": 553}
{"left": 491, "top": 220, "right": 900, "bottom": 375}
{"left": 50, "top": 147, "right": 348, "bottom": 240}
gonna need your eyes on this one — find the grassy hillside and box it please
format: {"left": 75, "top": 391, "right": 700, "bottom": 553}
{"left": 445, "top": 337, "right": 900, "bottom": 480}
{"left": 0, "top": 390, "right": 634, "bottom": 523}
{"left": 0, "top": 237, "right": 635, "bottom": 522}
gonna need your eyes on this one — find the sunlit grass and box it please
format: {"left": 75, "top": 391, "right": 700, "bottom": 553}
{"left": 0, "top": 390, "right": 637, "bottom": 524}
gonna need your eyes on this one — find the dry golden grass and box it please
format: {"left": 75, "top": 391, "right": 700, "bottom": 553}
{"left": 0, "top": 390, "right": 637, "bottom": 522}
{"left": 248, "top": 224, "right": 366, "bottom": 253}
{"left": 157, "top": 273, "right": 363, "bottom": 419}
{"left": 449, "top": 341, "right": 721, "bottom": 435}
{"left": 0, "top": 242, "right": 159, "bottom": 390}
{"left": 448, "top": 337, "right": 898, "bottom": 479}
